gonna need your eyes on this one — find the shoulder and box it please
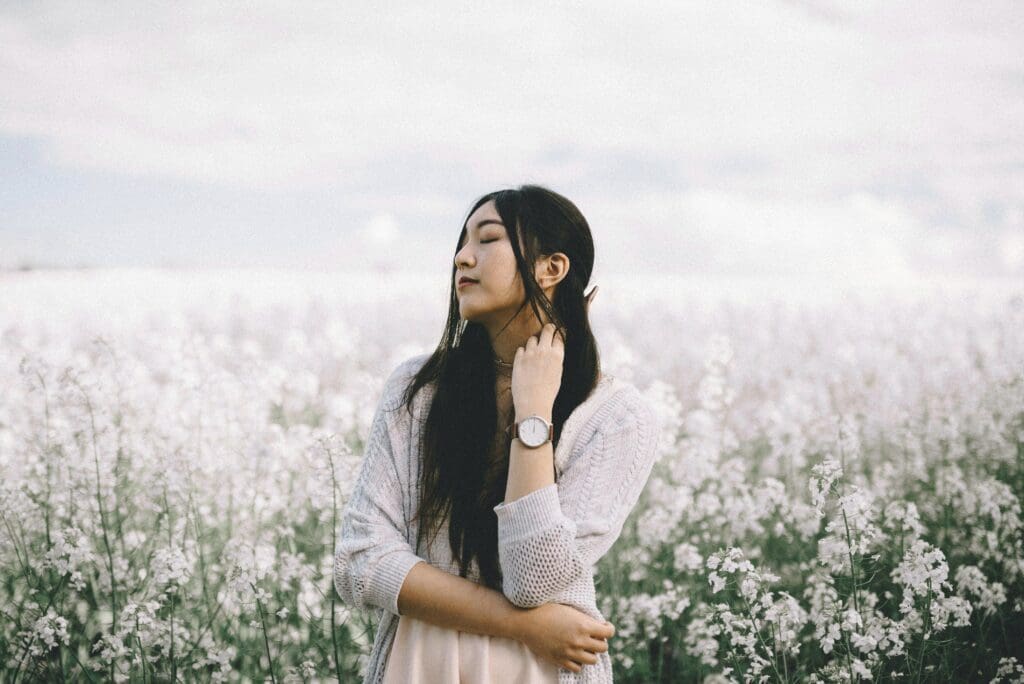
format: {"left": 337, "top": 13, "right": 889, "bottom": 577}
{"left": 582, "top": 379, "right": 661, "bottom": 446}
{"left": 390, "top": 352, "right": 431, "bottom": 383}
{"left": 606, "top": 382, "right": 659, "bottom": 432}
{"left": 381, "top": 352, "right": 432, "bottom": 410}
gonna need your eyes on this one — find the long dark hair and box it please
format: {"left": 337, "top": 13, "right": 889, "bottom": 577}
{"left": 396, "top": 184, "right": 602, "bottom": 592}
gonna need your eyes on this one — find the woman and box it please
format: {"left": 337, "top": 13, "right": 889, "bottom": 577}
{"left": 334, "top": 185, "right": 663, "bottom": 683}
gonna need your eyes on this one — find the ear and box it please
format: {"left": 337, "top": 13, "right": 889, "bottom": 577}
{"left": 536, "top": 252, "right": 570, "bottom": 289}
{"left": 584, "top": 285, "right": 598, "bottom": 313}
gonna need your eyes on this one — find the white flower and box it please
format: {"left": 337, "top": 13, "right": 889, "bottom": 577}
{"left": 957, "top": 565, "right": 1008, "bottom": 617}
{"left": 152, "top": 546, "right": 192, "bottom": 592}
{"left": 893, "top": 539, "right": 950, "bottom": 599}
{"left": 43, "top": 527, "right": 95, "bottom": 592}
{"left": 850, "top": 631, "right": 878, "bottom": 653}
{"left": 674, "top": 543, "right": 704, "bottom": 573}
{"left": 706, "top": 553, "right": 721, "bottom": 570}
{"left": 883, "top": 500, "right": 926, "bottom": 540}
{"left": 994, "top": 656, "right": 1024, "bottom": 682}
{"left": 27, "top": 608, "right": 70, "bottom": 657}
{"left": 809, "top": 457, "right": 843, "bottom": 513}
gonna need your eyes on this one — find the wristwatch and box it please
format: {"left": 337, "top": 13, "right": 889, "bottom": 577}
{"left": 507, "top": 414, "right": 554, "bottom": 449}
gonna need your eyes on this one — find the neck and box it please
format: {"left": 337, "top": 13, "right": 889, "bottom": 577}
{"left": 485, "top": 318, "right": 550, "bottom": 365}
{"left": 489, "top": 338, "right": 519, "bottom": 365}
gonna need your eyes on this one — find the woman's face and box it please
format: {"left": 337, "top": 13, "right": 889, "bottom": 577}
{"left": 454, "top": 200, "right": 524, "bottom": 324}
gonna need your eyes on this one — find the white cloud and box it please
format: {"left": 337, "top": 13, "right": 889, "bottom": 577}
{"left": 318, "top": 212, "right": 451, "bottom": 274}
{"left": 1000, "top": 230, "right": 1024, "bottom": 271}
{"left": 359, "top": 214, "right": 400, "bottom": 250}
{"left": 1, "top": 1, "right": 1021, "bottom": 277}
{"left": 584, "top": 189, "right": 920, "bottom": 280}
{"left": 2, "top": 2, "right": 1020, "bottom": 196}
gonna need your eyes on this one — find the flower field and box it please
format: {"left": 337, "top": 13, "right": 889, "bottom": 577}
{"left": 1, "top": 269, "right": 1022, "bottom": 682}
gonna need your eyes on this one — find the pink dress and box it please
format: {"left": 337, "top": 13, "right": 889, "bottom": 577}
{"left": 381, "top": 614, "right": 560, "bottom": 683}
{"left": 381, "top": 513, "right": 561, "bottom": 682}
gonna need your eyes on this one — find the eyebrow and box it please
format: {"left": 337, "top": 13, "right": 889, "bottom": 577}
{"left": 469, "top": 219, "right": 505, "bottom": 231}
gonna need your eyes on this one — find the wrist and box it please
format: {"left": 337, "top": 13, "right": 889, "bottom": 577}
{"left": 505, "top": 604, "right": 531, "bottom": 641}
{"left": 514, "top": 406, "right": 553, "bottom": 423}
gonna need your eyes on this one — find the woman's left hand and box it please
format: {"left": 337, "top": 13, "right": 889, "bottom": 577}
{"left": 512, "top": 322, "right": 565, "bottom": 418}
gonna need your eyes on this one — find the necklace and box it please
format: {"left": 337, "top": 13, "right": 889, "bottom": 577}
{"left": 493, "top": 357, "right": 514, "bottom": 429}
{"left": 495, "top": 362, "right": 512, "bottom": 395}
{"left": 494, "top": 355, "right": 513, "bottom": 383}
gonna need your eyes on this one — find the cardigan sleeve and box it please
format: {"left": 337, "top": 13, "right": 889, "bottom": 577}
{"left": 333, "top": 359, "right": 427, "bottom": 617}
{"left": 492, "top": 387, "right": 662, "bottom": 608}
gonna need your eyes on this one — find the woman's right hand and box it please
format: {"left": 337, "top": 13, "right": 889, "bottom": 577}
{"left": 515, "top": 603, "right": 615, "bottom": 674}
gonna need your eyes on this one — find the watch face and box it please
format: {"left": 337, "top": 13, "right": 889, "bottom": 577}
{"left": 520, "top": 416, "right": 549, "bottom": 447}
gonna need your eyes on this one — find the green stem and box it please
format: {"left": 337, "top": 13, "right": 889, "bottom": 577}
{"left": 179, "top": 592, "right": 228, "bottom": 664}
{"left": 169, "top": 592, "right": 177, "bottom": 683}
{"left": 82, "top": 389, "right": 118, "bottom": 638}
{"left": 11, "top": 574, "right": 68, "bottom": 683}
{"left": 841, "top": 506, "right": 862, "bottom": 617}
{"left": 326, "top": 440, "right": 344, "bottom": 682}
{"left": 136, "top": 613, "right": 150, "bottom": 684}
{"left": 913, "top": 580, "right": 934, "bottom": 683}
{"left": 832, "top": 595, "right": 856, "bottom": 684}
{"left": 737, "top": 581, "right": 784, "bottom": 682}
{"left": 254, "top": 586, "right": 279, "bottom": 684}
{"left": 65, "top": 642, "right": 98, "bottom": 683}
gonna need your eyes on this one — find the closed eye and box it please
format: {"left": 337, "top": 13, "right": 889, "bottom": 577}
{"left": 482, "top": 239, "right": 498, "bottom": 244}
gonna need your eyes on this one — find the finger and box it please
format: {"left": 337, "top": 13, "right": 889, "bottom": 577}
{"left": 568, "top": 649, "right": 599, "bottom": 665}
{"left": 552, "top": 325, "right": 566, "bottom": 347}
{"left": 526, "top": 333, "right": 539, "bottom": 349}
{"left": 561, "top": 661, "right": 582, "bottom": 673}
{"left": 597, "top": 622, "right": 615, "bottom": 639}
{"left": 584, "top": 637, "right": 609, "bottom": 653}
{"left": 538, "top": 322, "right": 555, "bottom": 348}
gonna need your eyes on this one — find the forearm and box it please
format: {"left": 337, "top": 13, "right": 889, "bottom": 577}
{"left": 396, "top": 560, "right": 529, "bottom": 640}
{"left": 503, "top": 406, "right": 555, "bottom": 502}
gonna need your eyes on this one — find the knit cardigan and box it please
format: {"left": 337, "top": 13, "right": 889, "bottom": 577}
{"left": 333, "top": 353, "right": 663, "bottom": 683}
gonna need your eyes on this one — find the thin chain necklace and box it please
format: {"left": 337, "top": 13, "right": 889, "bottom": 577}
{"left": 494, "top": 357, "right": 515, "bottom": 432}
{"left": 494, "top": 358, "right": 513, "bottom": 395}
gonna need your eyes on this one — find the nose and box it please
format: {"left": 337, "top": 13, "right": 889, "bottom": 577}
{"left": 455, "top": 243, "right": 474, "bottom": 269}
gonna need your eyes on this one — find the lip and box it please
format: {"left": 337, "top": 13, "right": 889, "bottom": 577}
{"left": 457, "top": 279, "right": 478, "bottom": 288}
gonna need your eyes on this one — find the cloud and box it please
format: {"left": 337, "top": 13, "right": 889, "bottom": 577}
{"left": 1000, "top": 229, "right": 1024, "bottom": 271}
{"left": 585, "top": 189, "right": 922, "bottom": 280}
{"left": 1, "top": 3, "right": 1020, "bottom": 191}
{"left": 0, "top": 1, "right": 1021, "bottom": 276}
{"left": 359, "top": 214, "right": 400, "bottom": 250}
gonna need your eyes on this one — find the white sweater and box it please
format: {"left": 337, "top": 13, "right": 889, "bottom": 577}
{"left": 333, "top": 353, "right": 663, "bottom": 683}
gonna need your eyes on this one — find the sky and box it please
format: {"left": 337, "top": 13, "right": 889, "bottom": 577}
{"left": 1, "top": 1, "right": 1022, "bottom": 281}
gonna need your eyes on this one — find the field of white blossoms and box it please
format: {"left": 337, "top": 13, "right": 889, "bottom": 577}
{"left": 1, "top": 268, "right": 1022, "bottom": 683}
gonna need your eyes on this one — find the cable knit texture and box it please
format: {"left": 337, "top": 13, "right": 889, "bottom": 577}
{"left": 334, "top": 353, "right": 663, "bottom": 683}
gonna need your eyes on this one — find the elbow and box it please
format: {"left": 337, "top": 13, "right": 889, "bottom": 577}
{"left": 502, "top": 578, "right": 579, "bottom": 608}
{"left": 332, "top": 551, "right": 363, "bottom": 611}
{"left": 503, "top": 587, "right": 550, "bottom": 609}
{"left": 501, "top": 558, "right": 587, "bottom": 608}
